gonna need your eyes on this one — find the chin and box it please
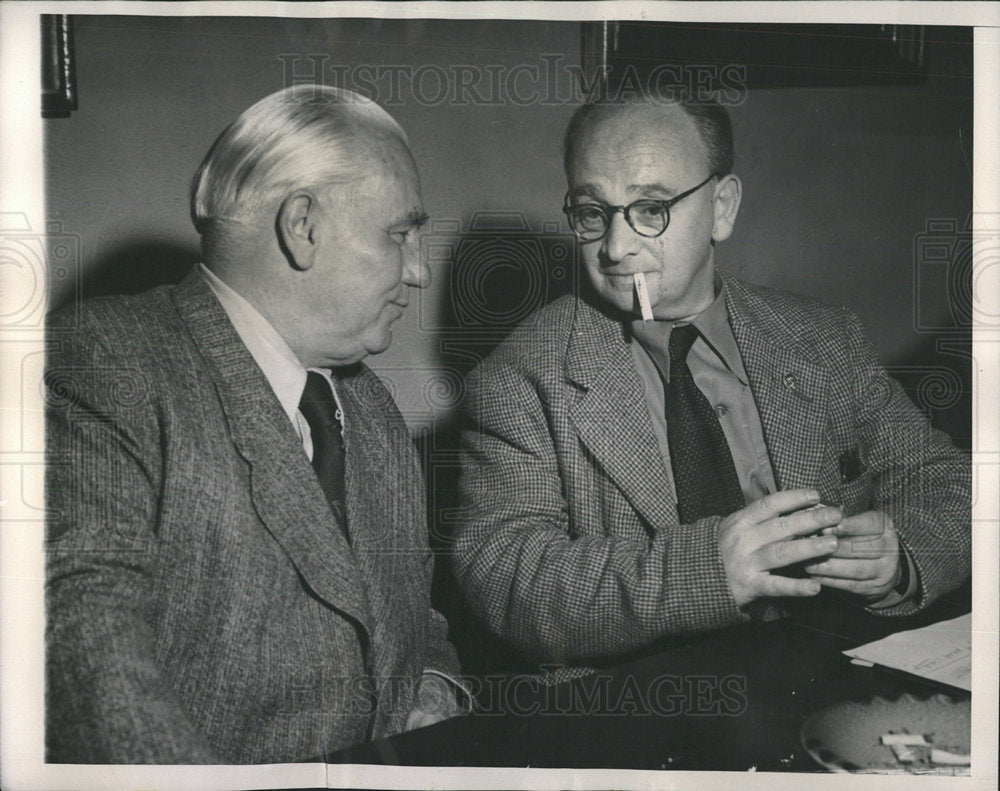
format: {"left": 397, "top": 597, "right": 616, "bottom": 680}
{"left": 363, "top": 328, "right": 393, "bottom": 357}
{"left": 594, "top": 284, "right": 638, "bottom": 316}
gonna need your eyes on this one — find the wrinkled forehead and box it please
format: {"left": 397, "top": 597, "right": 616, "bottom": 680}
{"left": 567, "top": 102, "right": 709, "bottom": 179}
{"left": 341, "top": 128, "right": 418, "bottom": 180}
{"left": 330, "top": 133, "right": 423, "bottom": 214}
{"left": 325, "top": 131, "right": 419, "bottom": 192}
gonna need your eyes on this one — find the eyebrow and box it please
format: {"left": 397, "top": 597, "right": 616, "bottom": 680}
{"left": 628, "top": 183, "right": 675, "bottom": 198}
{"left": 392, "top": 209, "right": 429, "bottom": 228}
{"left": 569, "top": 183, "right": 676, "bottom": 202}
{"left": 568, "top": 183, "right": 606, "bottom": 202}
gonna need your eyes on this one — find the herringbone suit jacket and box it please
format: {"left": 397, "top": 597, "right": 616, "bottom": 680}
{"left": 45, "top": 269, "right": 459, "bottom": 763}
{"left": 454, "top": 275, "right": 970, "bottom": 672}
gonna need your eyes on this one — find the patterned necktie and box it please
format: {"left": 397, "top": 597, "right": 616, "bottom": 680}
{"left": 298, "top": 371, "right": 348, "bottom": 534}
{"left": 665, "top": 324, "right": 745, "bottom": 523}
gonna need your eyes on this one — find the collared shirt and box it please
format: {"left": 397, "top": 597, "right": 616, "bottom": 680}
{"left": 629, "top": 278, "right": 777, "bottom": 505}
{"left": 627, "top": 275, "right": 914, "bottom": 607}
{"left": 200, "top": 265, "right": 477, "bottom": 695}
{"left": 199, "top": 263, "right": 343, "bottom": 461}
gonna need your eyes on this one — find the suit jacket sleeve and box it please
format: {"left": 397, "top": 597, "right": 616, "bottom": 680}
{"left": 453, "top": 355, "right": 747, "bottom": 665}
{"left": 380, "top": 377, "right": 462, "bottom": 685}
{"left": 46, "top": 317, "right": 220, "bottom": 764}
{"left": 841, "top": 308, "right": 971, "bottom": 615}
{"left": 419, "top": 527, "right": 463, "bottom": 683}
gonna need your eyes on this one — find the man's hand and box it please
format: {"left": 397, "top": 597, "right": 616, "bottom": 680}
{"left": 404, "top": 673, "right": 464, "bottom": 732}
{"left": 803, "top": 510, "right": 901, "bottom": 602}
{"left": 718, "top": 489, "right": 842, "bottom": 608}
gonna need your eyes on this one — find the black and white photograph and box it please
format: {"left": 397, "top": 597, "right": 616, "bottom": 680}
{"left": 0, "top": 2, "right": 997, "bottom": 790}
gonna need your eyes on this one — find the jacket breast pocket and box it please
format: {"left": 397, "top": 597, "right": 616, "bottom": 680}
{"left": 835, "top": 470, "right": 876, "bottom": 516}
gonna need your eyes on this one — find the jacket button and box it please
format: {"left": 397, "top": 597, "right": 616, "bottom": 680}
{"left": 715, "top": 404, "right": 729, "bottom": 418}
{"left": 783, "top": 373, "right": 798, "bottom": 390}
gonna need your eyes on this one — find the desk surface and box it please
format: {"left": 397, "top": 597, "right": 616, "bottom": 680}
{"left": 331, "top": 587, "right": 971, "bottom": 772}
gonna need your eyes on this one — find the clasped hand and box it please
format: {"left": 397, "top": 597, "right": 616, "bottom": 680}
{"left": 804, "top": 509, "right": 902, "bottom": 602}
{"left": 718, "top": 489, "right": 900, "bottom": 608}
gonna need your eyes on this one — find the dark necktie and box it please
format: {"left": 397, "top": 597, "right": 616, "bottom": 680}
{"left": 298, "top": 371, "right": 348, "bottom": 534}
{"left": 664, "top": 324, "right": 745, "bottom": 524}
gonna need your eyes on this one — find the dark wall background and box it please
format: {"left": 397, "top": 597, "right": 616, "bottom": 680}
{"left": 44, "top": 16, "right": 973, "bottom": 672}
{"left": 45, "top": 15, "right": 581, "bottom": 431}
{"left": 45, "top": 16, "right": 972, "bottom": 441}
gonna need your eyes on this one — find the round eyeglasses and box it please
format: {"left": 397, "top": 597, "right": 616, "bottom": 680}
{"left": 563, "top": 173, "right": 718, "bottom": 242}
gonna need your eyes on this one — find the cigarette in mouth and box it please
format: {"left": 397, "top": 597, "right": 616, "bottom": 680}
{"left": 634, "top": 273, "right": 654, "bottom": 322}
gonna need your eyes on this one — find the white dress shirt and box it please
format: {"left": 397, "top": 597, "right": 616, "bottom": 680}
{"left": 200, "top": 264, "right": 342, "bottom": 462}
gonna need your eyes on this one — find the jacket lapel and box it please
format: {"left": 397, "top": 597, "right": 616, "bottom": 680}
{"left": 171, "top": 270, "right": 373, "bottom": 638}
{"left": 334, "top": 368, "right": 420, "bottom": 685}
{"left": 725, "top": 277, "right": 831, "bottom": 492}
{"left": 565, "top": 299, "right": 678, "bottom": 529}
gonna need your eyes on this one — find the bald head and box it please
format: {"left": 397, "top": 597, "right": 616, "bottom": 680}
{"left": 567, "top": 102, "right": 713, "bottom": 195}
{"left": 563, "top": 94, "right": 734, "bottom": 180}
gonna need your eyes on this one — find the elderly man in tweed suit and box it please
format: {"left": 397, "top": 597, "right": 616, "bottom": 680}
{"left": 454, "top": 94, "right": 971, "bottom": 678}
{"left": 45, "top": 85, "right": 464, "bottom": 763}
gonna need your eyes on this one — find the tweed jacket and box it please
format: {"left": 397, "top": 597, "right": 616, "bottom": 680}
{"left": 454, "top": 275, "right": 971, "bottom": 671}
{"left": 45, "top": 269, "right": 459, "bottom": 763}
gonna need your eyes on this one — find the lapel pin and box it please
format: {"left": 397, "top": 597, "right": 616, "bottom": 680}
{"left": 781, "top": 372, "right": 813, "bottom": 402}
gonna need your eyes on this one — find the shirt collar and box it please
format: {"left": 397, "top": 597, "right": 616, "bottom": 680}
{"left": 628, "top": 273, "right": 748, "bottom": 384}
{"left": 199, "top": 263, "right": 308, "bottom": 424}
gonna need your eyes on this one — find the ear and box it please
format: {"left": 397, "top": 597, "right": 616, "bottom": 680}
{"left": 277, "top": 190, "right": 319, "bottom": 271}
{"left": 711, "top": 174, "right": 742, "bottom": 243}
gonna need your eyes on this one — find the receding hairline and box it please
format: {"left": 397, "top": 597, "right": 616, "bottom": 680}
{"left": 565, "top": 101, "right": 710, "bottom": 171}
{"left": 563, "top": 93, "right": 735, "bottom": 179}
{"left": 320, "top": 131, "right": 421, "bottom": 198}
{"left": 190, "top": 85, "right": 413, "bottom": 233}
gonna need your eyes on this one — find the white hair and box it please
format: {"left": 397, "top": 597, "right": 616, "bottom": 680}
{"left": 190, "top": 84, "right": 408, "bottom": 233}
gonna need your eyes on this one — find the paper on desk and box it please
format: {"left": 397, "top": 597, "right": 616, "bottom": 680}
{"left": 843, "top": 613, "right": 971, "bottom": 691}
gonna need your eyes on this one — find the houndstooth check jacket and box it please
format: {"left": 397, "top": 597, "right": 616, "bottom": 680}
{"left": 454, "top": 274, "right": 971, "bottom": 671}
{"left": 45, "top": 269, "right": 459, "bottom": 763}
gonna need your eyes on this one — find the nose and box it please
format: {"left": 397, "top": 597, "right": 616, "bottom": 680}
{"left": 401, "top": 238, "right": 431, "bottom": 290}
{"left": 601, "top": 209, "right": 641, "bottom": 266}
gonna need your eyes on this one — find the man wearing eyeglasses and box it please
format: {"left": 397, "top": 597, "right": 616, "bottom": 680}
{"left": 453, "top": 93, "right": 970, "bottom": 678}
